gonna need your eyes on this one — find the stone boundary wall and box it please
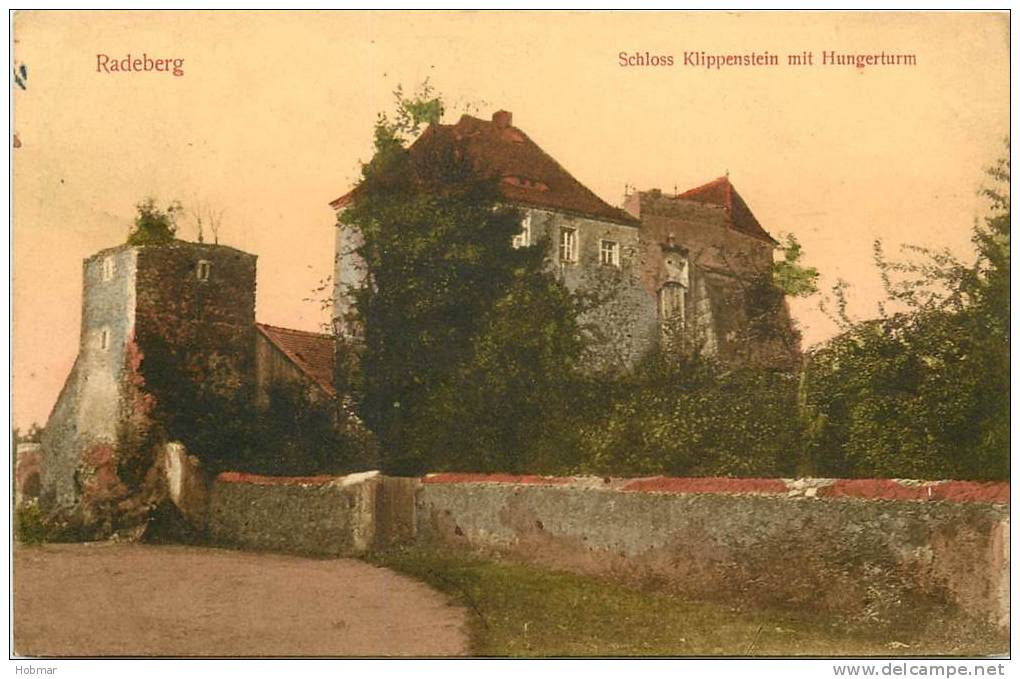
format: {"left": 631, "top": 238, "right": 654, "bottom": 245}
{"left": 209, "top": 471, "right": 380, "bottom": 556}
{"left": 420, "top": 473, "right": 1010, "bottom": 502}
{"left": 415, "top": 474, "right": 1009, "bottom": 629}
{"left": 206, "top": 470, "right": 1009, "bottom": 628}
{"left": 208, "top": 470, "right": 416, "bottom": 556}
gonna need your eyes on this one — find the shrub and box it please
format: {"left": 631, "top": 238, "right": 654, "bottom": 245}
{"left": 127, "top": 198, "right": 180, "bottom": 245}
{"left": 15, "top": 500, "right": 92, "bottom": 544}
{"left": 580, "top": 351, "right": 803, "bottom": 478}
{"left": 14, "top": 500, "right": 48, "bottom": 545}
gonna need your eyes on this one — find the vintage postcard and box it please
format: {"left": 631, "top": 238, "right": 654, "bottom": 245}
{"left": 9, "top": 9, "right": 1011, "bottom": 665}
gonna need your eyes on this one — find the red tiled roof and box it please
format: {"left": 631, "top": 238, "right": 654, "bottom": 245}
{"left": 330, "top": 111, "right": 638, "bottom": 226}
{"left": 677, "top": 176, "right": 778, "bottom": 244}
{"left": 255, "top": 323, "right": 335, "bottom": 398}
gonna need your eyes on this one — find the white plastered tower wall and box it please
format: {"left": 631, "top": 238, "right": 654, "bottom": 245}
{"left": 40, "top": 245, "right": 138, "bottom": 508}
{"left": 331, "top": 208, "right": 368, "bottom": 340}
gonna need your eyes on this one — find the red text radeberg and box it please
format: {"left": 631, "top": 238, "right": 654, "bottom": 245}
{"left": 96, "top": 53, "right": 184, "bottom": 77}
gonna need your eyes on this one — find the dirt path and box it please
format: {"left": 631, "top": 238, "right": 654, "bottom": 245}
{"left": 14, "top": 542, "right": 469, "bottom": 657}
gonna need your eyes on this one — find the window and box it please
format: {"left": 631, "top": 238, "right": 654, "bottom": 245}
{"left": 599, "top": 240, "right": 620, "bottom": 267}
{"left": 512, "top": 214, "right": 532, "bottom": 249}
{"left": 196, "top": 260, "right": 211, "bottom": 282}
{"left": 501, "top": 175, "right": 549, "bottom": 192}
{"left": 663, "top": 255, "right": 689, "bottom": 287}
{"left": 559, "top": 227, "right": 578, "bottom": 263}
{"left": 102, "top": 256, "right": 114, "bottom": 282}
{"left": 659, "top": 282, "right": 686, "bottom": 326}
{"left": 99, "top": 328, "right": 110, "bottom": 351}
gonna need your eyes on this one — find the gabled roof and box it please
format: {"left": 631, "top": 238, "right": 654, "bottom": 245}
{"left": 331, "top": 111, "right": 638, "bottom": 226}
{"left": 677, "top": 176, "right": 778, "bottom": 245}
{"left": 255, "top": 323, "right": 335, "bottom": 398}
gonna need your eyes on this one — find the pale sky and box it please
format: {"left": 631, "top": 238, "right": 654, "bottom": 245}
{"left": 12, "top": 10, "right": 1009, "bottom": 429}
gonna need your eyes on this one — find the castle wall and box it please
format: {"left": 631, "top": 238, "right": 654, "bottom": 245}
{"left": 331, "top": 217, "right": 366, "bottom": 340}
{"left": 331, "top": 206, "right": 661, "bottom": 370}
{"left": 78, "top": 247, "right": 137, "bottom": 439}
{"left": 15, "top": 443, "right": 42, "bottom": 506}
{"left": 627, "top": 192, "right": 774, "bottom": 278}
{"left": 417, "top": 474, "right": 1010, "bottom": 630}
{"left": 209, "top": 471, "right": 385, "bottom": 556}
{"left": 330, "top": 192, "right": 797, "bottom": 371}
{"left": 519, "top": 207, "right": 659, "bottom": 368}
{"left": 133, "top": 242, "right": 257, "bottom": 394}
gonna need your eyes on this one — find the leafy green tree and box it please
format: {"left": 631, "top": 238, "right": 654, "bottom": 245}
{"left": 727, "top": 233, "right": 818, "bottom": 368}
{"left": 803, "top": 147, "right": 1009, "bottom": 480}
{"left": 342, "top": 86, "right": 586, "bottom": 475}
{"left": 772, "top": 233, "right": 820, "bottom": 298}
{"left": 127, "top": 198, "right": 180, "bottom": 245}
{"left": 135, "top": 332, "right": 373, "bottom": 477}
{"left": 242, "top": 383, "right": 378, "bottom": 476}
{"left": 406, "top": 268, "right": 588, "bottom": 474}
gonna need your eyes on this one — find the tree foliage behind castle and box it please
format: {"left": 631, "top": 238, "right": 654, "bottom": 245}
{"left": 772, "top": 233, "right": 820, "bottom": 298}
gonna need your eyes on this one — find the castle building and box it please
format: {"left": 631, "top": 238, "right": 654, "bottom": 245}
{"left": 39, "top": 110, "right": 797, "bottom": 514}
{"left": 254, "top": 323, "right": 336, "bottom": 406}
{"left": 40, "top": 241, "right": 335, "bottom": 511}
{"left": 41, "top": 242, "right": 256, "bottom": 509}
{"left": 330, "top": 110, "right": 796, "bottom": 369}
{"left": 330, "top": 109, "right": 659, "bottom": 369}
{"left": 625, "top": 178, "right": 797, "bottom": 364}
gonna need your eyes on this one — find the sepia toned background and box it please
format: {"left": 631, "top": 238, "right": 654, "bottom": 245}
{"left": 12, "top": 10, "right": 1009, "bottom": 430}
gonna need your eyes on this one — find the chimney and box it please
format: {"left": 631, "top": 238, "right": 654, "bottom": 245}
{"left": 492, "top": 110, "right": 513, "bottom": 129}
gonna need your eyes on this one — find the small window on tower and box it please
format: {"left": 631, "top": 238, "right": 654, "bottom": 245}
{"left": 100, "top": 328, "right": 110, "bottom": 351}
{"left": 559, "top": 227, "right": 578, "bottom": 263}
{"left": 659, "top": 283, "right": 686, "bottom": 326}
{"left": 196, "top": 260, "right": 211, "bottom": 282}
{"left": 600, "top": 240, "right": 620, "bottom": 267}
{"left": 512, "top": 213, "right": 532, "bottom": 249}
{"left": 102, "top": 256, "right": 114, "bottom": 282}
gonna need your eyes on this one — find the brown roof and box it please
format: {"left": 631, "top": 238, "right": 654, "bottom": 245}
{"left": 331, "top": 111, "right": 638, "bottom": 226}
{"left": 255, "top": 323, "right": 335, "bottom": 398}
{"left": 677, "top": 176, "right": 778, "bottom": 245}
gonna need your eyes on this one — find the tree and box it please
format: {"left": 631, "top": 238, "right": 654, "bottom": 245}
{"left": 127, "top": 198, "right": 180, "bottom": 245}
{"left": 725, "top": 232, "right": 818, "bottom": 368}
{"left": 772, "top": 233, "right": 820, "bottom": 298}
{"left": 341, "top": 85, "right": 586, "bottom": 475}
{"left": 188, "top": 202, "right": 225, "bottom": 245}
{"left": 405, "top": 265, "right": 588, "bottom": 474}
{"left": 803, "top": 146, "right": 1010, "bottom": 480}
